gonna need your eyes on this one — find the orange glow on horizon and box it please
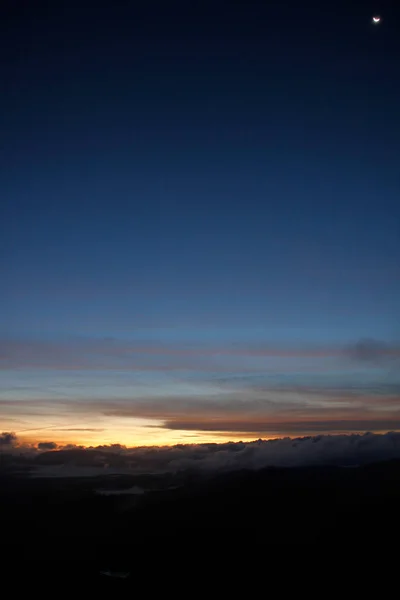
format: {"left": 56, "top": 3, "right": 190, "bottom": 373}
{"left": 17, "top": 425, "right": 400, "bottom": 450}
{"left": 19, "top": 427, "right": 276, "bottom": 449}
{"left": 3, "top": 396, "right": 400, "bottom": 450}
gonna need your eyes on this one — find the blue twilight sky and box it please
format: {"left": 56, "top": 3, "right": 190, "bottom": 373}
{"left": 1, "top": 1, "right": 400, "bottom": 446}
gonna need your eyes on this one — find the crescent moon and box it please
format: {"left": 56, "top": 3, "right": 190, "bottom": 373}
{"left": 372, "top": 17, "right": 380, "bottom": 23}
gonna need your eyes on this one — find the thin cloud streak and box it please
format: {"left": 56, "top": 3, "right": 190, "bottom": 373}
{"left": 163, "top": 419, "right": 400, "bottom": 434}
{"left": 2, "top": 337, "right": 399, "bottom": 371}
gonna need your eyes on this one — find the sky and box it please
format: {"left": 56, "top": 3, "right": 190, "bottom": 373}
{"left": 1, "top": 0, "right": 400, "bottom": 448}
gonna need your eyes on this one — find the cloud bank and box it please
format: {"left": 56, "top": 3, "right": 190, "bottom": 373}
{"left": 2, "top": 431, "right": 400, "bottom": 475}
{"left": 37, "top": 441, "right": 58, "bottom": 450}
{"left": 2, "top": 336, "right": 399, "bottom": 371}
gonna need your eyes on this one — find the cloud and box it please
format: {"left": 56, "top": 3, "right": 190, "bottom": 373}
{"left": 51, "top": 428, "right": 105, "bottom": 432}
{"left": 3, "top": 432, "right": 400, "bottom": 477}
{"left": 0, "top": 431, "right": 17, "bottom": 446}
{"left": 161, "top": 418, "right": 400, "bottom": 433}
{"left": 131, "top": 431, "right": 400, "bottom": 471}
{"left": 2, "top": 335, "right": 398, "bottom": 371}
{"left": 347, "top": 338, "right": 400, "bottom": 365}
{"left": 64, "top": 383, "right": 399, "bottom": 436}
{"left": 37, "top": 441, "right": 58, "bottom": 450}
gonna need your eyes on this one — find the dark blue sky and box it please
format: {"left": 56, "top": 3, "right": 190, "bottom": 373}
{"left": 1, "top": 1, "right": 399, "bottom": 446}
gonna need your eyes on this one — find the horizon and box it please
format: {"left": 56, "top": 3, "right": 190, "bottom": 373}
{"left": 4, "top": 431, "right": 400, "bottom": 476}
{"left": 5, "top": 429, "right": 400, "bottom": 452}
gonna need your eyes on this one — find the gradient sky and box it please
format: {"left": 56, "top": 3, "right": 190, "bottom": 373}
{"left": 1, "top": 1, "right": 400, "bottom": 447}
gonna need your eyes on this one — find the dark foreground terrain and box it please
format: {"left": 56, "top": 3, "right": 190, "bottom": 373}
{"left": 1, "top": 459, "right": 400, "bottom": 587}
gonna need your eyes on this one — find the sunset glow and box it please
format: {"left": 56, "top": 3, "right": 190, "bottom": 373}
{"left": 2, "top": 336, "right": 399, "bottom": 449}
